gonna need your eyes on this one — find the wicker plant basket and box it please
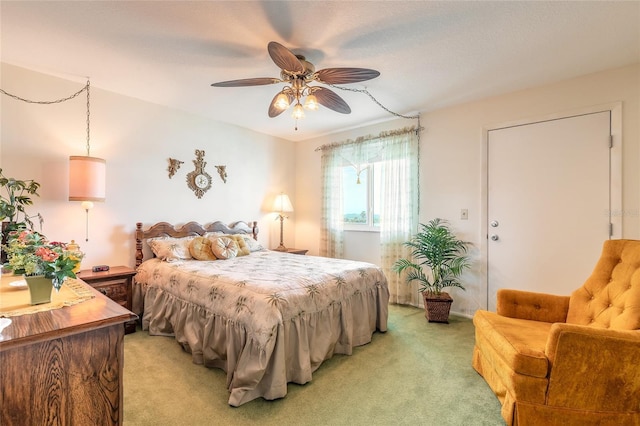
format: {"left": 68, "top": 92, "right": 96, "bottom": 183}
{"left": 422, "top": 291, "right": 453, "bottom": 323}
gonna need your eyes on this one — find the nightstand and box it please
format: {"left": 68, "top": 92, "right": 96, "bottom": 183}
{"left": 76, "top": 265, "right": 137, "bottom": 334}
{"left": 273, "top": 248, "right": 308, "bottom": 255}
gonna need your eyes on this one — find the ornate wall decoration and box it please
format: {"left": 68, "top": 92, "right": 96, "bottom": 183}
{"left": 167, "top": 158, "right": 184, "bottom": 178}
{"left": 186, "top": 150, "right": 212, "bottom": 198}
{"left": 215, "top": 165, "right": 227, "bottom": 183}
{"left": 166, "top": 151, "right": 227, "bottom": 196}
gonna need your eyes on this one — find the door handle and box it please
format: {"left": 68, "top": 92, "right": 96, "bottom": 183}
{"left": 491, "top": 234, "right": 499, "bottom": 241}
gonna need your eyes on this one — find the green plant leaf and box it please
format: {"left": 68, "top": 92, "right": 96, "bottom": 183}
{"left": 394, "top": 218, "right": 471, "bottom": 294}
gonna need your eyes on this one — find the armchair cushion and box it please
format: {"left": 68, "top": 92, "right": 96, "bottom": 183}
{"left": 473, "top": 310, "right": 550, "bottom": 378}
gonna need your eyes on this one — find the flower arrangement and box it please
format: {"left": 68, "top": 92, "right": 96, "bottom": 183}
{"left": 2, "top": 229, "right": 82, "bottom": 290}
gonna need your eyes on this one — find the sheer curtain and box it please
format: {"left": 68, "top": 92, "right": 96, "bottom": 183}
{"left": 379, "top": 131, "right": 420, "bottom": 305}
{"left": 320, "top": 147, "right": 344, "bottom": 259}
{"left": 319, "top": 127, "right": 420, "bottom": 305}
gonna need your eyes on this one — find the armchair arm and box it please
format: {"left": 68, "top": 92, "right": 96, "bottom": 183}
{"left": 496, "top": 289, "right": 570, "bottom": 322}
{"left": 544, "top": 323, "right": 640, "bottom": 412}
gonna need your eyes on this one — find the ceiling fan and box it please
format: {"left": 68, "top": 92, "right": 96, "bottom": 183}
{"left": 211, "top": 41, "right": 380, "bottom": 122}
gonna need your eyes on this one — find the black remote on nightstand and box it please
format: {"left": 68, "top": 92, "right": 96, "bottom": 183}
{"left": 92, "top": 265, "right": 110, "bottom": 272}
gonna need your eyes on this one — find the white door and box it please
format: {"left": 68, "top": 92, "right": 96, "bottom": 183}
{"left": 487, "top": 111, "right": 612, "bottom": 311}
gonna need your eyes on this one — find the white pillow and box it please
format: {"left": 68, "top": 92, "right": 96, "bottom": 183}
{"left": 237, "top": 234, "right": 264, "bottom": 252}
{"left": 148, "top": 236, "right": 196, "bottom": 262}
{"left": 211, "top": 236, "right": 238, "bottom": 260}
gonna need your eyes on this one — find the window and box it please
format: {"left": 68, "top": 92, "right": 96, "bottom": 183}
{"left": 342, "top": 162, "right": 381, "bottom": 230}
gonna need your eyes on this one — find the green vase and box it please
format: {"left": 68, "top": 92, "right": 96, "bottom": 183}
{"left": 25, "top": 275, "right": 53, "bottom": 305}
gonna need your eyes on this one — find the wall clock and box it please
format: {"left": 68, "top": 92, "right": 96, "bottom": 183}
{"left": 186, "top": 149, "right": 212, "bottom": 198}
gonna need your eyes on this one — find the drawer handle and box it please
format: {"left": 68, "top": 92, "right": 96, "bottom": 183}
{"left": 98, "top": 289, "right": 108, "bottom": 295}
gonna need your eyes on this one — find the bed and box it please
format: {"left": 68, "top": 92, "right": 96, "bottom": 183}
{"left": 133, "top": 220, "right": 389, "bottom": 406}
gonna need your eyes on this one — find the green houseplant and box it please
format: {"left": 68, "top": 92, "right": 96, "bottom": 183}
{"left": 0, "top": 168, "right": 42, "bottom": 231}
{"left": 0, "top": 168, "right": 43, "bottom": 264}
{"left": 393, "top": 218, "right": 471, "bottom": 323}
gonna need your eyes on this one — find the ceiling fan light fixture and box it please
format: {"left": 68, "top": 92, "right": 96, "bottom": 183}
{"left": 274, "top": 92, "right": 290, "bottom": 110}
{"left": 211, "top": 41, "right": 382, "bottom": 128}
{"left": 303, "top": 94, "right": 319, "bottom": 110}
{"left": 292, "top": 103, "right": 305, "bottom": 120}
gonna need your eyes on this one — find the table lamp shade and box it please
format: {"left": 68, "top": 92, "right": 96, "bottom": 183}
{"left": 69, "top": 156, "right": 106, "bottom": 201}
{"left": 273, "top": 193, "right": 293, "bottom": 213}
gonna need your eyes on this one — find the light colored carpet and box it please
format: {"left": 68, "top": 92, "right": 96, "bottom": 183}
{"left": 123, "top": 304, "right": 505, "bottom": 425}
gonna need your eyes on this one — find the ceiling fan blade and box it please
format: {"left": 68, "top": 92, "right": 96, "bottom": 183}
{"left": 313, "top": 87, "right": 351, "bottom": 114}
{"left": 211, "top": 77, "right": 280, "bottom": 87}
{"left": 315, "top": 68, "right": 380, "bottom": 84}
{"left": 268, "top": 91, "right": 295, "bottom": 118}
{"left": 268, "top": 41, "right": 305, "bottom": 74}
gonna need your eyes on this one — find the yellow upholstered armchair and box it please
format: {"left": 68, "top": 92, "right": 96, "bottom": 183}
{"left": 472, "top": 239, "right": 640, "bottom": 425}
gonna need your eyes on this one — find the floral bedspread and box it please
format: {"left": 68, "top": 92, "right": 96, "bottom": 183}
{"left": 135, "top": 250, "right": 389, "bottom": 406}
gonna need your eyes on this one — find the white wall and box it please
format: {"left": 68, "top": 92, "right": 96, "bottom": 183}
{"left": 294, "top": 63, "right": 640, "bottom": 316}
{"left": 1, "top": 63, "right": 296, "bottom": 269}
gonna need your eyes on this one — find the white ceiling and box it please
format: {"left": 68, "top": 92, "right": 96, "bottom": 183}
{"left": 1, "top": 1, "right": 639, "bottom": 142}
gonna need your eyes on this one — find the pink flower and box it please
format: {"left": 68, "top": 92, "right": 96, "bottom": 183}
{"left": 35, "top": 246, "right": 59, "bottom": 262}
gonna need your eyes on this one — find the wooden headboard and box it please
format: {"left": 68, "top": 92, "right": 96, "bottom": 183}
{"left": 135, "top": 221, "right": 259, "bottom": 267}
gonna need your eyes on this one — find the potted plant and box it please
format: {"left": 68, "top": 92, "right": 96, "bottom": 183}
{"left": 0, "top": 168, "right": 43, "bottom": 230}
{"left": 0, "top": 168, "right": 43, "bottom": 263}
{"left": 393, "top": 218, "right": 471, "bottom": 323}
{"left": 2, "top": 229, "right": 81, "bottom": 304}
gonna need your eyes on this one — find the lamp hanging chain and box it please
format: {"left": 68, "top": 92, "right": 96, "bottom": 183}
{"left": 0, "top": 82, "right": 88, "bottom": 105}
{"left": 1, "top": 79, "right": 93, "bottom": 154}
{"left": 86, "top": 80, "right": 91, "bottom": 156}
{"left": 325, "top": 83, "right": 420, "bottom": 120}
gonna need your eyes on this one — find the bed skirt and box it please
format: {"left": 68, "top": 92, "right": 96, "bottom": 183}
{"left": 142, "top": 282, "right": 388, "bottom": 406}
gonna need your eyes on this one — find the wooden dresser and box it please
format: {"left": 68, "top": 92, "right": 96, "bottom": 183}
{"left": 0, "top": 277, "right": 137, "bottom": 426}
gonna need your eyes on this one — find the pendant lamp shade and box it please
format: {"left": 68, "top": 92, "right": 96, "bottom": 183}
{"left": 68, "top": 156, "right": 106, "bottom": 201}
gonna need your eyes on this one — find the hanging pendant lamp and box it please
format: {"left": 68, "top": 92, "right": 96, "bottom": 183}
{"left": 68, "top": 80, "right": 106, "bottom": 241}
{"left": 68, "top": 156, "right": 106, "bottom": 202}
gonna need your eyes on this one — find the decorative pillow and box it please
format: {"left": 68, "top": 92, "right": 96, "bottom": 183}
{"left": 189, "top": 236, "right": 217, "bottom": 261}
{"left": 147, "top": 236, "right": 195, "bottom": 262}
{"left": 228, "top": 235, "right": 250, "bottom": 256}
{"left": 237, "top": 234, "right": 265, "bottom": 252}
{"left": 211, "top": 236, "right": 238, "bottom": 260}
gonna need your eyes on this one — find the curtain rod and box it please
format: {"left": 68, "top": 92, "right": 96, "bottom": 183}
{"left": 314, "top": 125, "right": 423, "bottom": 152}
